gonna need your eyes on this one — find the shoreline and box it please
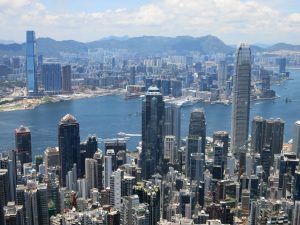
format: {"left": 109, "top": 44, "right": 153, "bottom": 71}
{"left": 0, "top": 88, "right": 124, "bottom": 112}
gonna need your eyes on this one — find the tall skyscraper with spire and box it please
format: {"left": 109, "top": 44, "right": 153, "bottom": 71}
{"left": 231, "top": 43, "right": 251, "bottom": 155}
{"left": 140, "top": 86, "right": 165, "bottom": 179}
{"left": 26, "top": 30, "right": 38, "bottom": 95}
{"left": 58, "top": 114, "right": 80, "bottom": 186}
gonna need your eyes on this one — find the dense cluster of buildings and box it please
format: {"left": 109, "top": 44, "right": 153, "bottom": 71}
{"left": 1, "top": 32, "right": 300, "bottom": 225}
{"left": 0, "top": 30, "right": 293, "bottom": 103}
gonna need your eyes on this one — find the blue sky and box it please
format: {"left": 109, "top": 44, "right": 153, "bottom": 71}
{"left": 0, "top": 0, "right": 300, "bottom": 44}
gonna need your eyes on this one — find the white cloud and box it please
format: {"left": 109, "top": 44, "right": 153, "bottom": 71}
{"left": 0, "top": 0, "right": 299, "bottom": 44}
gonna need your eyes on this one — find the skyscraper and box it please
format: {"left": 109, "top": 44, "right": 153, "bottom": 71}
{"left": 186, "top": 136, "right": 202, "bottom": 178}
{"left": 4, "top": 202, "right": 24, "bottom": 225}
{"left": 42, "top": 63, "right": 62, "bottom": 93}
{"left": 26, "top": 31, "right": 38, "bottom": 95}
{"left": 140, "top": 86, "right": 165, "bottom": 179}
{"left": 164, "top": 102, "right": 181, "bottom": 149}
{"left": 265, "top": 118, "right": 285, "bottom": 157}
{"left": 85, "top": 158, "right": 97, "bottom": 193}
{"left": 104, "top": 155, "right": 112, "bottom": 189}
{"left": 61, "top": 64, "right": 72, "bottom": 92}
{"left": 163, "top": 135, "right": 176, "bottom": 164}
{"left": 0, "top": 169, "right": 9, "bottom": 225}
{"left": 278, "top": 57, "right": 287, "bottom": 74}
{"left": 217, "top": 60, "right": 226, "bottom": 89}
{"left": 37, "top": 184, "right": 49, "bottom": 225}
{"left": 292, "top": 121, "right": 300, "bottom": 156}
{"left": 231, "top": 43, "right": 251, "bottom": 155}
{"left": 251, "top": 116, "right": 266, "bottom": 154}
{"left": 188, "top": 108, "right": 206, "bottom": 155}
{"left": 122, "top": 195, "right": 140, "bottom": 225}
{"left": 15, "top": 126, "right": 32, "bottom": 166}
{"left": 294, "top": 201, "right": 300, "bottom": 225}
{"left": 213, "top": 131, "right": 229, "bottom": 158}
{"left": 58, "top": 114, "right": 80, "bottom": 186}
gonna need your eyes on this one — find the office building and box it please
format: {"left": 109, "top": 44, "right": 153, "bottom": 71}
{"left": 189, "top": 108, "right": 206, "bottom": 153}
{"left": 292, "top": 121, "right": 300, "bottom": 156}
{"left": 26, "top": 31, "right": 38, "bottom": 95}
{"left": 37, "top": 184, "right": 49, "bottom": 225}
{"left": 58, "top": 114, "right": 80, "bottom": 186}
{"left": 295, "top": 168, "right": 300, "bottom": 201}
{"left": 15, "top": 126, "right": 32, "bottom": 166}
{"left": 190, "top": 153, "right": 204, "bottom": 182}
{"left": 140, "top": 86, "right": 165, "bottom": 179}
{"left": 42, "top": 63, "right": 61, "bottom": 93}
{"left": 213, "top": 131, "right": 229, "bottom": 158}
{"left": 217, "top": 60, "right": 226, "bottom": 88}
{"left": 186, "top": 136, "right": 202, "bottom": 178}
{"left": 4, "top": 202, "right": 24, "bottom": 225}
{"left": 0, "top": 169, "right": 9, "bottom": 225}
{"left": 164, "top": 135, "right": 176, "bottom": 164}
{"left": 251, "top": 116, "right": 266, "bottom": 154}
{"left": 44, "top": 147, "right": 60, "bottom": 174}
{"left": 231, "top": 43, "right": 251, "bottom": 155}
{"left": 279, "top": 57, "right": 287, "bottom": 74}
{"left": 164, "top": 102, "right": 181, "bottom": 149}
{"left": 265, "top": 118, "right": 285, "bottom": 157}
{"left": 61, "top": 64, "right": 72, "bottom": 92}
{"left": 294, "top": 201, "right": 300, "bottom": 225}
{"left": 107, "top": 210, "right": 120, "bottom": 225}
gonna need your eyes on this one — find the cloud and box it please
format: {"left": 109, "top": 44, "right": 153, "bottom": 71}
{"left": 0, "top": 0, "right": 299, "bottom": 44}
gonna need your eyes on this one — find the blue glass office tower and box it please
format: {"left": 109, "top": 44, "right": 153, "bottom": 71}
{"left": 43, "top": 63, "right": 62, "bottom": 93}
{"left": 140, "top": 86, "right": 165, "bottom": 179}
{"left": 26, "top": 31, "right": 38, "bottom": 95}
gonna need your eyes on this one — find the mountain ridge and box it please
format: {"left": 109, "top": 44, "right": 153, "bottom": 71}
{"left": 0, "top": 35, "right": 299, "bottom": 57}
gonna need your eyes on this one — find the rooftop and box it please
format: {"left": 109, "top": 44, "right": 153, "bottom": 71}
{"left": 60, "top": 114, "right": 77, "bottom": 124}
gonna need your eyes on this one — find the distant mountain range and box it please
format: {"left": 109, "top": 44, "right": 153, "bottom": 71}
{"left": 0, "top": 35, "right": 299, "bottom": 57}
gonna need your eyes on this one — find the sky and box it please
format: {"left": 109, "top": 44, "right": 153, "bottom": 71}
{"left": 0, "top": 0, "right": 300, "bottom": 44}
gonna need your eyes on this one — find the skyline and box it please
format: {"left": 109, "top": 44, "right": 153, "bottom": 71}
{"left": 0, "top": 0, "right": 300, "bottom": 44}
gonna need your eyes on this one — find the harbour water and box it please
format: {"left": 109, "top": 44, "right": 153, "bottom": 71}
{"left": 0, "top": 68, "right": 300, "bottom": 156}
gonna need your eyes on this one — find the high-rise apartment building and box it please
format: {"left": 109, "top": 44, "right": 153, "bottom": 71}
{"left": 231, "top": 43, "right": 251, "bottom": 155}
{"left": 85, "top": 158, "right": 97, "bottom": 194}
{"left": 140, "top": 86, "right": 165, "bottom": 179}
{"left": 26, "top": 31, "right": 38, "bottom": 95}
{"left": 58, "top": 114, "right": 80, "bottom": 186}
{"left": 104, "top": 155, "right": 112, "bottom": 189}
